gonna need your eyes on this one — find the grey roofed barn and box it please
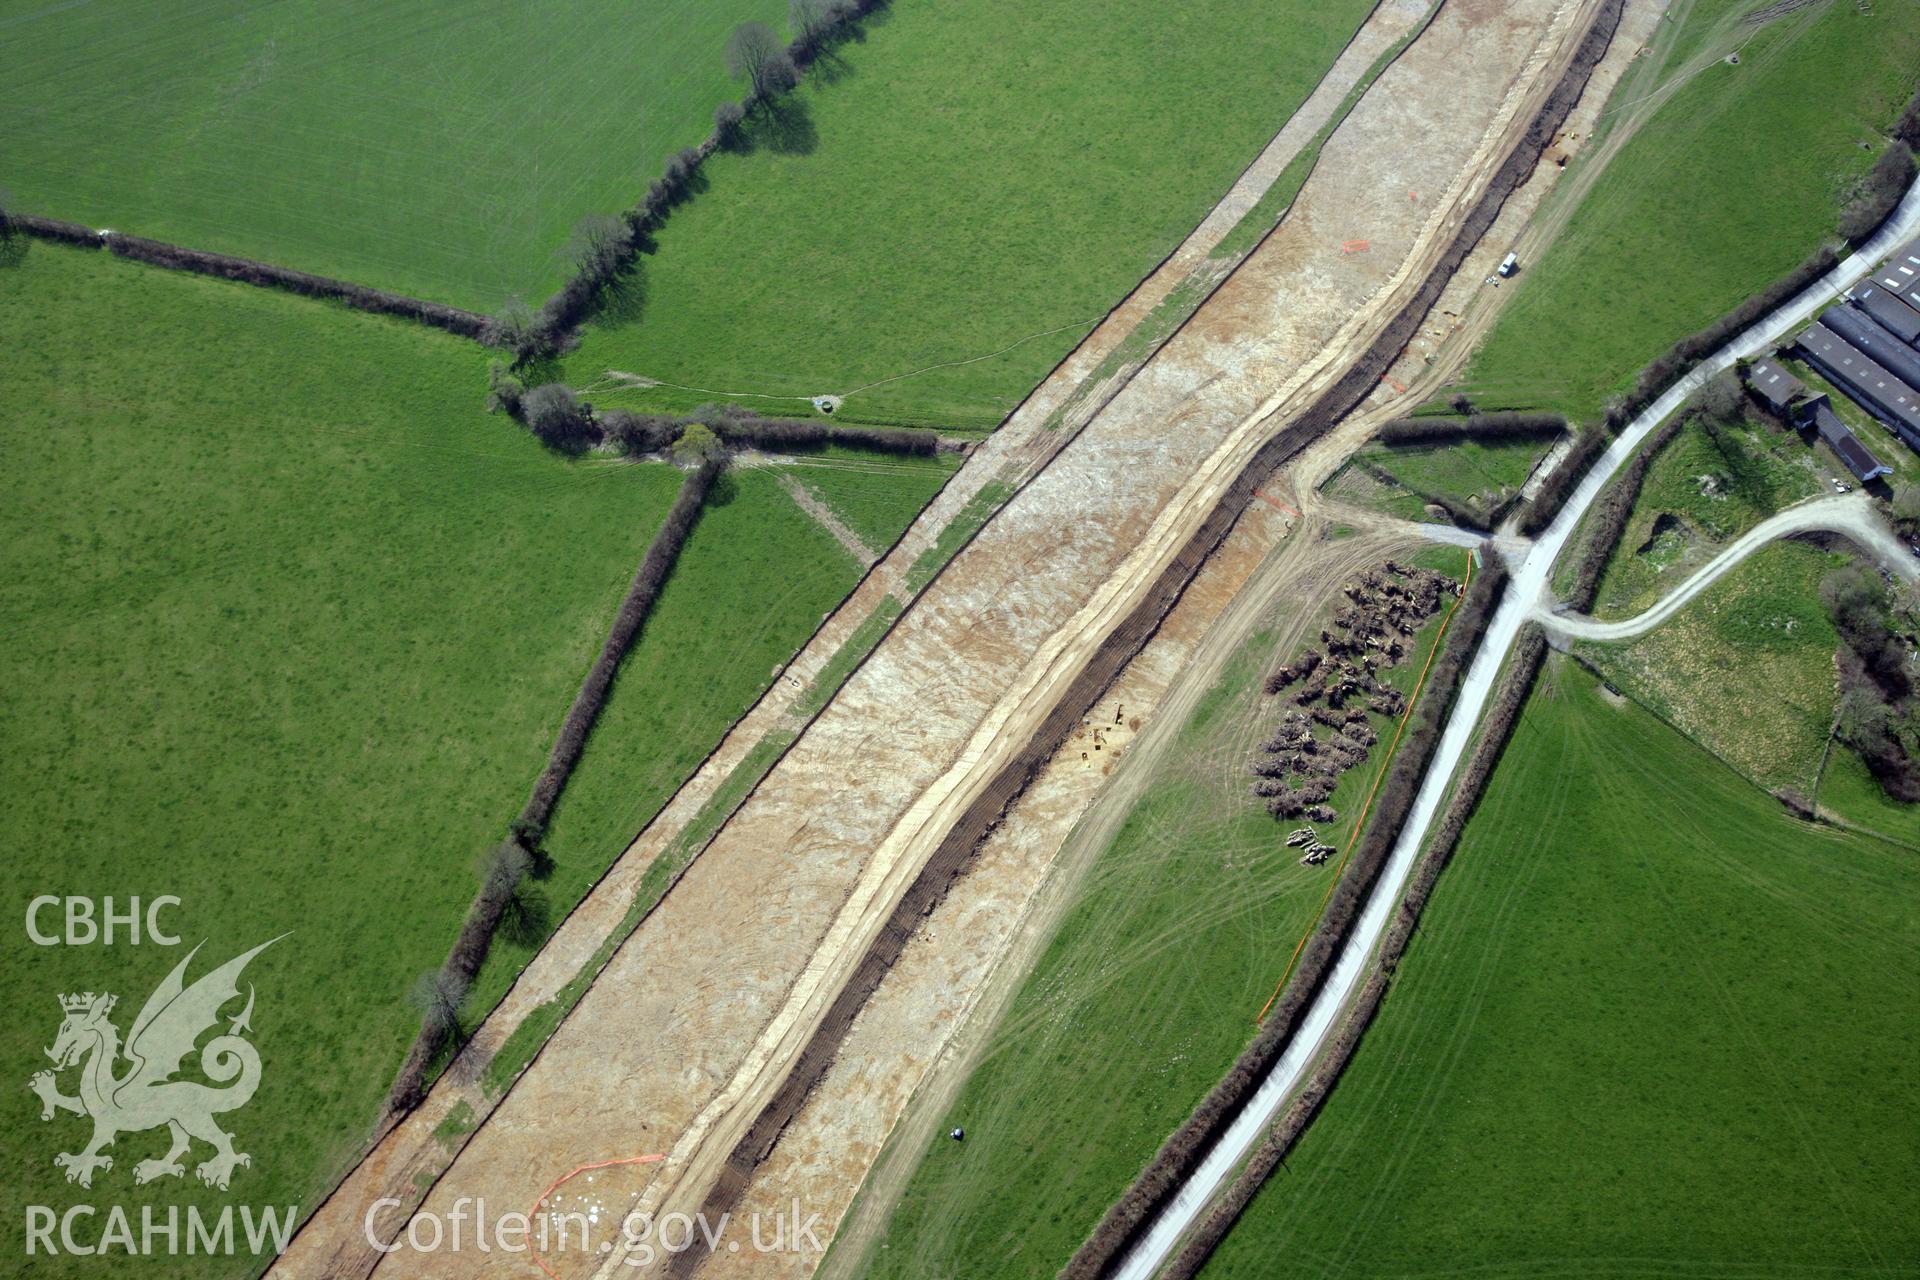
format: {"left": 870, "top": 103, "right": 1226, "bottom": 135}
{"left": 1810, "top": 402, "right": 1891, "bottom": 483}
{"left": 1745, "top": 358, "right": 1804, "bottom": 413}
{"left": 1851, "top": 284, "right": 1920, "bottom": 347}
{"left": 1821, "top": 304, "right": 1920, "bottom": 394}
{"left": 1877, "top": 238, "right": 1920, "bottom": 309}
{"left": 1795, "top": 322, "right": 1920, "bottom": 448}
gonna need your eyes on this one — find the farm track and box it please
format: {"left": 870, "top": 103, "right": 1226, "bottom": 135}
{"left": 1542, "top": 492, "right": 1920, "bottom": 642}
{"left": 272, "top": 1, "right": 1616, "bottom": 1275}
{"left": 801, "top": 515, "right": 1414, "bottom": 1280}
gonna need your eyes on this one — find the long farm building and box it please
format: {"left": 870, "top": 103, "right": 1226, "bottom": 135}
{"left": 1794, "top": 322, "right": 1920, "bottom": 450}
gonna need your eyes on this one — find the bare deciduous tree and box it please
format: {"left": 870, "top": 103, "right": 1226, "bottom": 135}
{"left": 789, "top": 0, "right": 828, "bottom": 45}
{"left": 520, "top": 383, "right": 598, "bottom": 452}
{"left": 410, "top": 969, "right": 471, "bottom": 1045}
{"left": 481, "top": 297, "right": 539, "bottom": 355}
{"left": 568, "top": 213, "right": 627, "bottom": 278}
{"left": 726, "top": 21, "right": 798, "bottom": 100}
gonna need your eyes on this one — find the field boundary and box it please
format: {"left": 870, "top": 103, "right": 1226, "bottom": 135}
{"left": 265, "top": 10, "right": 1442, "bottom": 1258}
{"left": 9, "top": 214, "right": 488, "bottom": 339}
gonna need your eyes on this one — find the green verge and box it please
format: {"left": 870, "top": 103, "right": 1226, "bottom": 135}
{"left": 1333, "top": 432, "right": 1559, "bottom": 526}
{"left": 1201, "top": 656, "right": 1920, "bottom": 1279}
{"left": 565, "top": 0, "right": 1379, "bottom": 428}
{"left": 0, "top": 243, "right": 674, "bottom": 1275}
{"left": 1451, "top": 0, "right": 1920, "bottom": 418}
{"left": 905, "top": 481, "right": 1016, "bottom": 593}
{"left": 0, "top": 0, "right": 786, "bottom": 311}
{"left": 853, "top": 551, "right": 1463, "bottom": 1280}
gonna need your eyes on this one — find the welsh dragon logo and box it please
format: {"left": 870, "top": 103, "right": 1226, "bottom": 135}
{"left": 29, "top": 938, "right": 282, "bottom": 1191}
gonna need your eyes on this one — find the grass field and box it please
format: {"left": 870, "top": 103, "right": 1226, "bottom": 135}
{"left": 1593, "top": 414, "right": 1821, "bottom": 617}
{"left": 852, "top": 549, "right": 1466, "bottom": 1279}
{"left": 0, "top": 241, "right": 671, "bottom": 1272}
{"left": 1201, "top": 656, "right": 1920, "bottom": 1279}
{"left": 1328, "top": 431, "right": 1557, "bottom": 526}
{"left": 1578, "top": 539, "right": 1845, "bottom": 796}
{"left": 564, "top": 0, "right": 1379, "bottom": 428}
{"left": 0, "top": 242, "right": 950, "bottom": 1274}
{"left": 0, "top": 0, "right": 783, "bottom": 311}
{"left": 1451, "top": 0, "right": 1920, "bottom": 419}
{"left": 786, "top": 448, "right": 963, "bottom": 553}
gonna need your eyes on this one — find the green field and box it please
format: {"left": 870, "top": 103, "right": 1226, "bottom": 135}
{"left": 1202, "top": 657, "right": 1920, "bottom": 1279}
{"left": 0, "top": 243, "right": 948, "bottom": 1274}
{"left": 1452, "top": 0, "right": 1920, "bottom": 418}
{"left": 565, "top": 0, "right": 1379, "bottom": 428}
{"left": 850, "top": 549, "right": 1466, "bottom": 1279}
{"left": 1328, "top": 431, "right": 1558, "bottom": 527}
{"left": 787, "top": 448, "right": 963, "bottom": 554}
{"left": 1579, "top": 540, "right": 1845, "bottom": 796}
{"left": 0, "top": 241, "right": 667, "bottom": 1270}
{"left": 1592, "top": 414, "right": 1821, "bottom": 617}
{"left": 0, "top": 0, "right": 782, "bottom": 311}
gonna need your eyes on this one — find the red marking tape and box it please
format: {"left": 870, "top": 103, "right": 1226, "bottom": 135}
{"left": 1253, "top": 490, "right": 1300, "bottom": 518}
{"left": 528, "top": 1153, "right": 667, "bottom": 1280}
{"left": 1340, "top": 239, "right": 1371, "bottom": 254}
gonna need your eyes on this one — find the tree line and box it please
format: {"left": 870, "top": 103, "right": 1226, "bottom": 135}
{"left": 487, "top": 0, "right": 892, "bottom": 363}
{"left": 5, "top": 214, "right": 488, "bottom": 337}
{"left": 387, "top": 454, "right": 725, "bottom": 1113}
{"left": 489, "top": 374, "right": 938, "bottom": 459}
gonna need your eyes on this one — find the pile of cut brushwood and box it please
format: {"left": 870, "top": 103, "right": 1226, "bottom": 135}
{"left": 1252, "top": 560, "right": 1455, "bottom": 859}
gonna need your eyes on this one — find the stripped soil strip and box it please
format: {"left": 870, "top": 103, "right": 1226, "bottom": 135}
{"left": 670, "top": 4, "right": 1624, "bottom": 1269}
{"left": 263, "top": 9, "right": 1446, "bottom": 1274}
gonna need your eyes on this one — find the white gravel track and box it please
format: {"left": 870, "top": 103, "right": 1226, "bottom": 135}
{"left": 1113, "top": 177, "right": 1920, "bottom": 1280}
{"left": 1543, "top": 491, "right": 1918, "bottom": 643}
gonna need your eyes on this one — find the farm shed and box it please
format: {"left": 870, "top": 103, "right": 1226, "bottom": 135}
{"left": 1746, "top": 358, "right": 1804, "bottom": 414}
{"left": 1851, "top": 284, "right": 1920, "bottom": 348}
{"left": 1811, "top": 402, "right": 1892, "bottom": 483}
{"left": 1821, "top": 305, "right": 1920, "bottom": 393}
{"left": 1795, "top": 323, "right": 1920, "bottom": 450}
{"left": 1877, "top": 239, "right": 1920, "bottom": 309}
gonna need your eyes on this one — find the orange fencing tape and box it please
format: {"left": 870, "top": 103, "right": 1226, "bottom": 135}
{"left": 1255, "top": 547, "right": 1472, "bottom": 1025}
